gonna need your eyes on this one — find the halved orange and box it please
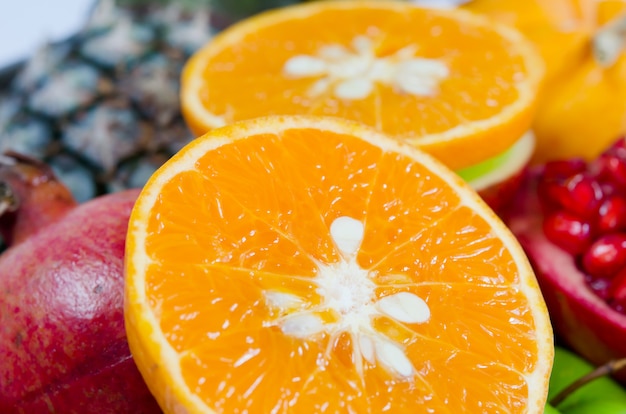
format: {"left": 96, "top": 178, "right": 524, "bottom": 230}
{"left": 180, "top": 1, "right": 544, "bottom": 171}
{"left": 124, "top": 115, "right": 553, "bottom": 413}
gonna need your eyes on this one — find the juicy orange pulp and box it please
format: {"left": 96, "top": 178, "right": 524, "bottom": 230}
{"left": 181, "top": 2, "right": 544, "bottom": 171}
{"left": 125, "top": 116, "right": 553, "bottom": 413}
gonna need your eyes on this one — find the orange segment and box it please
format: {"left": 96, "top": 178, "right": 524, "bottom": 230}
{"left": 124, "top": 115, "right": 553, "bottom": 413}
{"left": 180, "top": 1, "right": 544, "bottom": 170}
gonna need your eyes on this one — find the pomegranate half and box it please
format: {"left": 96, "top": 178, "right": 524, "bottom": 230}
{"left": 504, "top": 164, "right": 626, "bottom": 383}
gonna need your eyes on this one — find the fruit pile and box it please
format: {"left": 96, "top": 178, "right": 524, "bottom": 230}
{"left": 466, "top": 0, "right": 626, "bottom": 388}
{"left": 124, "top": 115, "right": 554, "bottom": 413}
{"left": 3, "top": 0, "right": 626, "bottom": 413}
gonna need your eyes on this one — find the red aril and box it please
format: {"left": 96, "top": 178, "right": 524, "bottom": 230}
{"left": 582, "top": 234, "right": 626, "bottom": 279}
{"left": 550, "top": 173, "right": 604, "bottom": 218}
{"left": 585, "top": 274, "right": 611, "bottom": 301}
{"left": 542, "top": 211, "right": 593, "bottom": 255}
{"left": 606, "top": 137, "right": 626, "bottom": 160}
{"left": 543, "top": 158, "right": 587, "bottom": 181}
{"left": 593, "top": 153, "right": 626, "bottom": 189}
{"left": 608, "top": 268, "right": 626, "bottom": 313}
{"left": 597, "top": 197, "right": 626, "bottom": 233}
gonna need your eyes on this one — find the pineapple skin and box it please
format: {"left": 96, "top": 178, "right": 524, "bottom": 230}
{"left": 0, "top": 0, "right": 215, "bottom": 204}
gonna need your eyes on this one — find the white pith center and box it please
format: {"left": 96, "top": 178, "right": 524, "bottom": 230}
{"left": 264, "top": 216, "right": 431, "bottom": 379}
{"left": 283, "top": 35, "right": 450, "bottom": 100}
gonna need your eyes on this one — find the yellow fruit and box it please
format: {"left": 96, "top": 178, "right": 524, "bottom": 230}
{"left": 463, "top": 0, "right": 626, "bottom": 163}
{"left": 124, "top": 115, "right": 553, "bottom": 413}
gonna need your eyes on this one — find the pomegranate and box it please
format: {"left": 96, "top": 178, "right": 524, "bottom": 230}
{"left": 503, "top": 137, "right": 626, "bottom": 382}
{"left": 0, "top": 152, "right": 161, "bottom": 413}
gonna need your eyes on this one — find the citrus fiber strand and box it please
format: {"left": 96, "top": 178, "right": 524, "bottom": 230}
{"left": 363, "top": 209, "right": 456, "bottom": 272}
{"left": 194, "top": 139, "right": 342, "bottom": 266}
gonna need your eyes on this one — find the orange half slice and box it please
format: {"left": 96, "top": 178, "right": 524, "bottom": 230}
{"left": 181, "top": 1, "right": 544, "bottom": 171}
{"left": 124, "top": 115, "right": 553, "bottom": 413}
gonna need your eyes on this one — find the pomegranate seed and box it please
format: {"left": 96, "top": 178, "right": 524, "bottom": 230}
{"left": 608, "top": 268, "right": 626, "bottom": 301}
{"left": 599, "top": 181, "right": 623, "bottom": 199}
{"left": 543, "top": 211, "right": 594, "bottom": 254}
{"left": 547, "top": 173, "right": 603, "bottom": 217}
{"left": 582, "top": 233, "right": 626, "bottom": 278}
{"left": 543, "top": 159, "right": 587, "bottom": 181}
{"left": 605, "top": 136, "right": 626, "bottom": 160}
{"left": 597, "top": 196, "right": 626, "bottom": 233}
{"left": 585, "top": 274, "right": 612, "bottom": 300}
{"left": 537, "top": 179, "right": 563, "bottom": 212}
{"left": 608, "top": 267, "right": 626, "bottom": 313}
{"left": 593, "top": 153, "right": 626, "bottom": 188}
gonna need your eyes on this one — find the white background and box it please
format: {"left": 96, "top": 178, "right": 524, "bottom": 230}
{"left": 0, "top": 0, "right": 94, "bottom": 69}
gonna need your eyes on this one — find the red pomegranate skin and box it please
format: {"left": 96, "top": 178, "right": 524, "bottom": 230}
{"left": 0, "top": 154, "right": 161, "bottom": 413}
{"left": 503, "top": 166, "right": 626, "bottom": 383}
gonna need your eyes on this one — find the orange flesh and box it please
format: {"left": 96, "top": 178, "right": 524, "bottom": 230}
{"left": 142, "top": 129, "right": 539, "bottom": 412}
{"left": 198, "top": 8, "right": 524, "bottom": 138}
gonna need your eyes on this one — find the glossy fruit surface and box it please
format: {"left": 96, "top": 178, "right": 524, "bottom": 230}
{"left": 463, "top": 0, "right": 626, "bottom": 164}
{"left": 542, "top": 211, "right": 593, "bottom": 255}
{"left": 181, "top": 1, "right": 544, "bottom": 172}
{"left": 125, "top": 115, "right": 553, "bottom": 413}
{"left": 0, "top": 154, "right": 160, "bottom": 413}
{"left": 582, "top": 234, "right": 626, "bottom": 278}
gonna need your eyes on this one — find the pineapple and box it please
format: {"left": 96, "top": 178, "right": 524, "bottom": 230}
{"left": 0, "top": 0, "right": 214, "bottom": 204}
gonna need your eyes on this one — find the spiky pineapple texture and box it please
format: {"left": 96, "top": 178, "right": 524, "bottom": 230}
{"left": 0, "top": 0, "right": 215, "bottom": 204}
